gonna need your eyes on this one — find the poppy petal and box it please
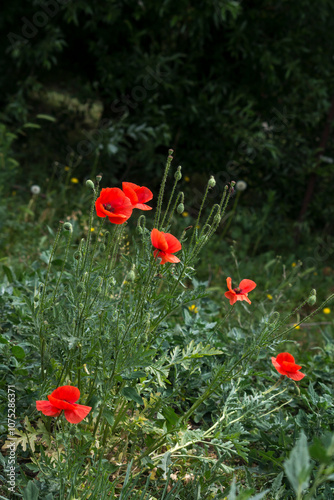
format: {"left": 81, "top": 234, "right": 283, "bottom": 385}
{"left": 134, "top": 203, "right": 152, "bottom": 210}
{"left": 276, "top": 352, "right": 295, "bottom": 365}
{"left": 48, "top": 395, "right": 76, "bottom": 410}
{"left": 36, "top": 400, "right": 61, "bottom": 417}
{"left": 122, "top": 183, "right": 138, "bottom": 205}
{"left": 64, "top": 404, "right": 92, "bottom": 424}
{"left": 135, "top": 186, "right": 153, "bottom": 204}
{"left": 51, "top": 385, "right": 80, "bottom": 403}
{"left": 226, "top": 277, "right": 233, "bottom": 292}
{"left": 151, "top": 229, "right": 168, "bottom": 252}
{"left": 287, "top": 370, "right": 305, "bottom": 381}
{"left": 164, "top": 233, "right": 182, "bottom": 253}
{"left": 163, "top": 253, "right": 181, "bottom": 263}
{"left": 239, "top": 279, "right": 257, "bottom": 293}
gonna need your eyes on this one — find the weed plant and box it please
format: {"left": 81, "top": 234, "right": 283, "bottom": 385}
{"left": 0, "top": 151, "right": 334, "bottom": 499}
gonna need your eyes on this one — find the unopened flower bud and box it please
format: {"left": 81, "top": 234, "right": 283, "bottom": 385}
{"left": 236, "top": 180, "right": 247, "bottom": 192}
{"left": 208, "top": 176, "right": 216, "bottom": 188}
{"left": 73, "top": 251, "right": 81, "bottom": 260}
{"left": 177, "top": 203, "right": 184, "bottom": 214}
{"left": 213, "top": 213, "right": 221, "bottom": 224}
{"left": 96, "top": 173, "right": 103, "bottom": 182}
{"left": 174, "top": 166, "right": 182, "bottom": 181}
{"left": 77, "top": 283, "right": 84, "bottom": 293}
{"left": 31, "top": 185, "right": 41, "bottom": 195}
{"left": 63, "top": 222, "right": 73, "bottom": 232}
{"left": 86, "top": 179, "right": 95, "bottom": 190}
{"left": 34, "top": 295, "right": 39, "bottom": 302}
{"left": 168, "top": 148, "right": 174, "bottom": 155}
{"left": 307, "top": 289, "right": 316, "bottom": 306}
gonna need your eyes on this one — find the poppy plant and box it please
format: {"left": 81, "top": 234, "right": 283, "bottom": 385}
{"left": 36, "top": 385, "right": 92, "bottom": 424}
{"left": 95, "top": 187, "right": 133, "bottom": 224}
{"left": 224, "top": 277, "right": 257, "bottom": 305}
{"left": 151, "top": 228, "right": 182, "bottom": 264}
{"left": 122, "top": 182, "right": 153, "bottom": 210}
{"left": 271, "top": 352, "right": 305, "bottom": 381}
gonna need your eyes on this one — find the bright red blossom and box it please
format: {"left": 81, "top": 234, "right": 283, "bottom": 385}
{"left": 151, "top": 228, "right": 182, "bottom": 265}
{"left": 36, "top": 385, "right": 92, "bottom": 424}
{"left": 224, "top": 277, "right": 257, "bottom": 305}
{"left": 122, "top": 182, "right": 153, "bottom": 210}
{"left": 95, "top": 187, "right": 133, "bottom": 224}
{"left": 271, "top": 352, "right": 305, "bottom": 381}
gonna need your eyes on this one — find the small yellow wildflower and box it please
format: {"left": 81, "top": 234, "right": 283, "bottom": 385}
{"left": 71, "top": 177, "right": 79, "bottom": 184}
{"left": 184, "top": 175, "right": 190, "bottom": 182}
{"left": 313, "top": 272, "right": 318, "bottom": 276}
{"left": 90, "top": 227, "right": 95, "bottom": 232}
{"left": 292, "top": 262, "right": 296, "bottom": 267}
{"left": 323, "top": 307, "right": 331, "bottom": 314}
{"left": 65, "top": 166, "right": 70, "bottom": 171}
{"left": 188, "top": 304, "right": 198, "bottom": 313}
{"left": 293, "top": 324, "right": 300, "bottom": 330}
{"left": 267, "top": 294, "right": 273, "bottom": 300}
{"left": 12, "top": 190, "right": 17, "bottom": 196}
{"left": 182, "top": 211, "right": 189, "bottom": 217}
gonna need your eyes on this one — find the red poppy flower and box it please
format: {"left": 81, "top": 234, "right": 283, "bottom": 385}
{"left": 122, "top": 182, "right": 153, "bottom": 210}
{"left": 95, "top": 188, "right": 133, "bottom": 224}
{"left": 271, "top": 352, "right": 305, "bottom": 381}
{"left": 36, "top": 385, "right": 92, "bottom": 424}
{"left": 224, "top": 277, "right": 257, "bottom": 305}
{"left": 151, "top": 228, "right": 182, "bottom": 265}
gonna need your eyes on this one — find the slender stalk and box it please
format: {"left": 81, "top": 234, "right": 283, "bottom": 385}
{"left": 154, "top": 150, "right": 174, "bottom": 229}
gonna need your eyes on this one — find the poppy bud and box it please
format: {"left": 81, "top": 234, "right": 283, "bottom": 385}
{"left": 214, "top": 213, "right": 221, "bottom": 224}
{"left": 96, "top": 173, "right": 103, "bottom": 182}
{"left": 34, "top": 295, "right": 39, "bottom": 302}
{"left": 100, "top": 244, "right": 106, "bottom": 252}
{"left": 77, "top": 283, "right": 84, "bottom": 293}
{"left": 307, "top": 289, "right": 316, "bottom": 305}
{"left": 168, "top": 148, "right": 174, "bottom": 155}
{"left": 63, "top": 222, "right": 73, "bottom": 232}
{"left": 177, "top": 203, "right": 184, "bottom": 214}
{"left": 86, "top": 179, "right": 95, "bottom": 190}
{"left": 174, "top": 166, "right": 182, "bottom": 181}
{"left": 74, "top": 251, "right": 81, "bottom": 260}
{"left": 137, "top": 226, "right": 143, "bottom": 234}
{"left": 208, "top": 176, "right": 216, "bottom": 188}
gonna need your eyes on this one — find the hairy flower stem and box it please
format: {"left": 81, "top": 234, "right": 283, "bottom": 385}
{"left": 221, "top": 190, "right": 241, "bottom": 238}
{"left": 50, "top": 229, "right": 73, "bottom": 305}
{"left": 81, "top": 187, "right": 97, "bottom": 271}
{"left": 189, "top": 180, "right": 212, "bottom": 249}
{"left": 38, "top": 221, "right": 63, "bottom": 380}
{"left": 154, "top": 151, "right": 173, "bottom": 229}
{"left": 160, "top": 175, "right": 181, "bottom": 229}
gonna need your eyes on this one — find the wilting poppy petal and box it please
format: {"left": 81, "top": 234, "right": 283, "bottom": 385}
{"left": 36, "top": 401, "right": 61, "bottom": 417}
{"left": 226, "top": 277, "right": 233, "bottom": 292}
